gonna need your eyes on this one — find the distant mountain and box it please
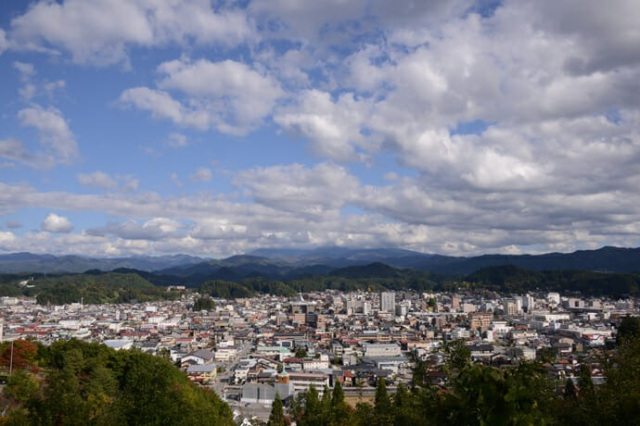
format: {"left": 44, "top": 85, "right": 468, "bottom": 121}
{"left": 0, "top": 253, "right": 205, "bottom": 274}
{"left": 249, "top": 247, "right": 437, "bottom": 268}
{"left": 2, "top": 245, "right": 640, "bottom": 277}
{"left": 429, "top": 246, "right": 640, "bottom": 275}
{"left": 329, "top": 262, "right": 403, "bottom": 279}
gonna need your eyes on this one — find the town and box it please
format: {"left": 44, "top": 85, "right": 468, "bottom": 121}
{"left": 1, "top": 288, "right": 635, "bottom": 424}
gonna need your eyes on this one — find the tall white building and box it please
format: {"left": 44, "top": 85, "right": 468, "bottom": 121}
{"left": 522, "top": 294, "right": 535, "bottom": 312}
{"left": 380, "top": 292, "right": 396, "bottom": 313}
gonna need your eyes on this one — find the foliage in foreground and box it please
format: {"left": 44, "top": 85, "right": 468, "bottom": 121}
{"left": 0, "top": 339, "right": 234, "bottom": 425}
{"left": 288, "top": 335, "right": 640, "bottom": 426}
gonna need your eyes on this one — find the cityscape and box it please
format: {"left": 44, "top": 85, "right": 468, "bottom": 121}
{"left": 2, "top": 0, "right": 640, "bottom": 423}
{"left": 1, "top": 281, "right": 637, "bottom": 424}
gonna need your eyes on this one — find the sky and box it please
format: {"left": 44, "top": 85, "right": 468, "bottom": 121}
{"left": 1, "top": 0, "right": 640, "bottom": 258}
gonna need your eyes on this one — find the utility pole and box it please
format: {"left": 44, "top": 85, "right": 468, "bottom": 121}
{"left": 9, "top": 340, "right": 14, "bottom": 375}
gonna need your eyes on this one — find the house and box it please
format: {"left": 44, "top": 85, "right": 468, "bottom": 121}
{"left": 469, "top": 343, "right": 494, "bottom": 362}
{"left": 181, "top": 349, "right": 215, "bottom": 366}
{"left": 214, "top": 347, "right": 237, "bottom": 362}
{"left": 186, "top": 364, "right": 217, "bottom": 384}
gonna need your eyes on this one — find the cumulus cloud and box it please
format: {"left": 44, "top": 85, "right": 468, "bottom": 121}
{"left": 236, "top": 162, "right": 360, "bottom": 218}
{"left": 18, "top": 105, "right": 79, "bottom": 167}
{"left": 3, "top": 1, "right": 640, "bottom": 256}
{"left": 0, "top": 231, "right": 16, "bottom": 250}
{"left": 41, "top": 213, "right": 73, "bottom": 233}
{"left": 275, "top": 90, "right": 374, "bottom": 162}
{"left": 119, "top": 87, "right": 208, "bottom": 129}
{"left": 87, "top": 218, "right": 184, "bottom": 240}
{"left": 9, "top": 0, "right": 252, "bottom": 66}
{"left": 120, "top": 58, "right": 283, "bottom": 134}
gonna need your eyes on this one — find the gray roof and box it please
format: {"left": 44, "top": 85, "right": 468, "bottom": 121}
{"left": 187, "top": 364, "right": 216, "bottom": 373}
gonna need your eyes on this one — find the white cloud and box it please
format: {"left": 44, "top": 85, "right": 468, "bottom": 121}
{"left": 0, "top": 29, "right": 7, "bottom": 54}
{"left": 87, "top": 218, "right": 184, "bottom": 240}
{"left": 190, "top": 167, "right": 212, "bottom": 183}
{"left": 165, "top": 132, "right": 188, "bottom": 148}
{"left": 119, "top": 87, "right": 208, "bottom": 129}
{"left": 275, "top": 90, "right": 373, "bottom": 162}
{"left": 120, "top": 58, "right": 283, "bottom": 135}
{"left": 250, "top": 0, "right": 368, "bottom": 43}
{"left": 0, "top": 231, "right": 16, "bottom": 251}
{"left": 9, "top": 0, "right": 252, "bottom": 66}
{"left": 3, "top": 1, "right": 640, "bottom": 257}
{"left": 41, "top": 213, "right": 73, "bottom": 233}
{"left": 78, "top": 171, "right": 118, "bottom": 190}
{"left": 236, "top": 162, "right": 360, "bottom": 218}
{"left": 0, "top": 139, "right": 31, "bottom": 164}
{"left": 77, "top": 171, "right": 138, "bottom": 192}
{"left": 18, "top": 105, "right": 79, "bottom": 167}
{"left": 13, "top": 61, "right": 35, "bottom": 79}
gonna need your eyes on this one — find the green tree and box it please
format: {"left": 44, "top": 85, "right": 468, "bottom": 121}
{"left": 193, "top": 295, "right": 216, "bottom": 311}
{"left": 617, "top": 315, "right": 640, "bottom": 344}
{"left": 353, "top": 402, "right": 374, "bottom": 426}
{"left": 392, "top": 382, "right": 415, "bottom": 426}
{"left": 292, "top": 385, "right": 323, "bottom": 426}
{"left": 373, "top": 378, "right": 393, "bottom": 426}
{"left": 4, "top": 370, "right": 38, "bottom": 404}
{"left": 330, "top": 380, "right": 352, "bottom": 425}
{"left": 267, "top": 393, "right": 286, "bottom": 426}
{"left": 444, "top": 339, "right": 471, "bottom": 372}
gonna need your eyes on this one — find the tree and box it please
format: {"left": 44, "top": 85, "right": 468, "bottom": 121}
{"left": 294, "top": 385, "right": 323, "bottom": 426}
{"left": 330, "top": 380, "right": 352, "bottom": 425}
{"left": 353, "top": 402, "right": 374, "bottom": 426}
{"left": 3, "top": 370, "right": 38, "bottom": 403}
{"left": 563, "top": 378, "right": 577, "bottom": 401}
{"left": 7, "top": 339, "right": 235, "bottom": 426}
{"left": 267, "top": 393, "right": 286, "bottom": 426}
{"left": 595, "top": 333, "right": 640, "bottom": 425}
{"left": 392, "top": 382, "right": 414, "bottom": 426}
{"left": 616, "top": 315, "right": 640, "bottom": 344}
{"left": 0, "top": 339, "right": 39, "bottom": 371}
{"left": 444, "top": 339, "right": 471, "bottom": 371}
{"left": 427, "top": 298, "right": 437, "bottom": 311}
{"left": 373, "top": 378, "right": 393, "bottom": 426}
{"left": 193, "top": 295, "right": 216, "bottom": 311}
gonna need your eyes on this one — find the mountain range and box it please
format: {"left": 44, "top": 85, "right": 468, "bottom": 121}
{"left": 0, "top": 252, "right": 205, "bottom": 274}
{"left": 1, "top": 246, "right": 639, "bottom": 277}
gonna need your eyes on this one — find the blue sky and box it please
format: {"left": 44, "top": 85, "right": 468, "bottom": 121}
{"left": 1, "top": 0, "right": 640, "bottom": 258}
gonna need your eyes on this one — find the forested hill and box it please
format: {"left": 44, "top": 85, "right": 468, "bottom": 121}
{"left": 196, "top": 264, "right": 640, "bottom": 300}
{"left": 2, "top": 262, "right": 640, "bottom": 304}
{"left": 0, "top": 271, "right": 182, "bottom": 305}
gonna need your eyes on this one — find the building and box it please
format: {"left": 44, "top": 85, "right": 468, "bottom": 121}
{"left": 362, "top": 342, "right": 401, "bottom": 357}
{"left": 469, "top": 312, "right": 493, "bottom": 330}
{"left": 186, "top": 364, "right": 217, "bottom": 384}
{"left": 380, "top": 292, "right": 396, "bottom": 313}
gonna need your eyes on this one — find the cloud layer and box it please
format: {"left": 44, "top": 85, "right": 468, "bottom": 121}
{"left": 1, "top": 0, "right": 640, "bottom": 257}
